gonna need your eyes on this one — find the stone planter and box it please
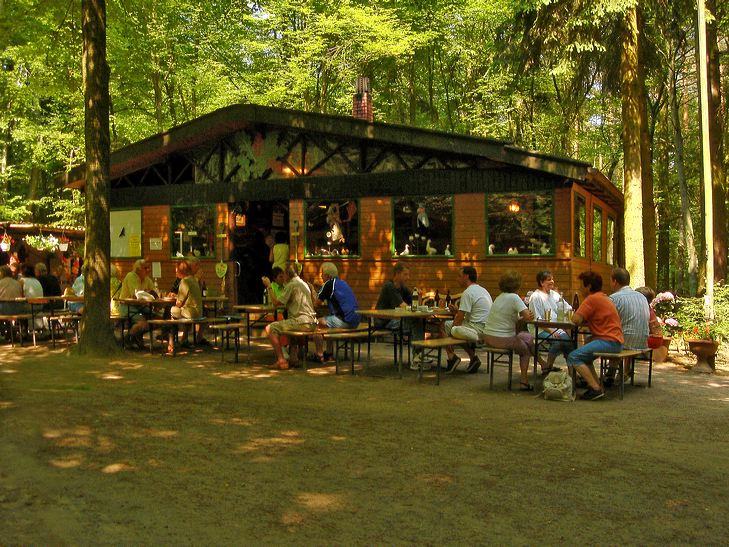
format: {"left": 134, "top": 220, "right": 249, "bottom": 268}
{"left": 0, "top": 242, "right": 10, "bottom": 252}
{"left": 686, "top": 339, "right": 719, "bottom": 372}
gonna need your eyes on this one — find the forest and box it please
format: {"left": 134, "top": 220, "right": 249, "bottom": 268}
{"left": 0, "top": 0, "right": 727, "bottom": 296}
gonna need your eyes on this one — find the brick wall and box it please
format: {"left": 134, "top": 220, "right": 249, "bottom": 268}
{"left": 124, "top": 187, "right": 621, "bottom": 307}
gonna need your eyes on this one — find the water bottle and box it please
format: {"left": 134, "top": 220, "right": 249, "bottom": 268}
{"left": 411, "top": 287, "right": 418, "bottom": 311}
{"left": 445, "top": 289, "right": 452, "bottom": 307}
{"left": 572, "top": 292, "right": 580, "bottom": 310}
{"left": 434, "top": 289, "right": 440, "bottom": 308}
{"left": 556, "top": 291, "right": 565, "bottom": 321}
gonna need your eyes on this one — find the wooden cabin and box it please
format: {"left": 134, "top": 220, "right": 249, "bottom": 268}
{"left": 67, "top": 102, "right": 623, "bottom": 306}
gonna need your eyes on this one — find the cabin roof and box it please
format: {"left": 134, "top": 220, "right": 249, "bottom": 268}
{"left": 66, "top": 103, "right": 621, "bottom": 208}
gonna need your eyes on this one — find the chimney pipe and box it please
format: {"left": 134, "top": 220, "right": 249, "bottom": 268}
{"left": 352, "top": 76, "right": 373, "bottom": 123}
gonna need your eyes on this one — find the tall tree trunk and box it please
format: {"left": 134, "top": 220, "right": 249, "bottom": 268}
{"left": 656, "top": 124, "right": 670, "bottom": 291}
{"left": 706, "top": 0, "right": 727, "bottom": 282}
{"left": 621, "top": 6, "right": 645, "bottom": 287}
{"left": 670, "top": 58, "right": 698, "bottom": 295}
{"left": 408, "top": 57, "right": 416, "bottom": 125}
{"left": 78, "top": 0, "right": 117, "bottom": 355}
{"left": 638, "top": 59, "right": 657, "bottom": 289}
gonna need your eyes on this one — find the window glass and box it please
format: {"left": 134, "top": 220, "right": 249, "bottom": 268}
{"left": 393, "top": 196, "right": 453, "bottom": 257}
{"left": 486, "top": 192, "right": 553, "bottom": 255}
{"left": 170, "top": 205, "right": 216, "bottom": 258}
{"left": 593, "top": 206, "right": 603, "bottom": 262}
{"left": 305, "top": 200, "right": 359, "bottom": 257}
{"left": 574, "top": 194, "right": 586, "bottom": 258}
{"left": 607, "top": 216, "right": 616, "bottom": 265}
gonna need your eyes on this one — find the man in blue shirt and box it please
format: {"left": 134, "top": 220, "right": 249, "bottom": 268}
{"left": 311, "top": 262, "right": 361, "bottom": 362}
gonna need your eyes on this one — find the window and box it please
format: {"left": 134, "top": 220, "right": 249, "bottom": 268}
{"left": 305, "top": 200, "right": 359, "bottom": 257}
{"left": 574, "top": 194, "right": 586, "bottom": 258}
{"left": 593, "top": 206, "right": 603, "bottom": 262}
{"left": 393, "top": 196, "right": 453, "bottom": 257}
{"left": 607, "top": 216, "right": 616, "bottom": 265}
{"left": 170, "top": 205, "right": 216, "bottom": 258}
{"left": 486, "top": 192, "right": 553, "bottom": 255}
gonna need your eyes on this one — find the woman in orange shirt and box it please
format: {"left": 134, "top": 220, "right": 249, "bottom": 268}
{"left": 568, "top": 271, "right": 624, "bottom": 400}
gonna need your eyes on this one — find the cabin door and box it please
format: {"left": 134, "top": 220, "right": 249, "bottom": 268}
{"left": 230, "top": 200, "right": 289, "bottom": 304}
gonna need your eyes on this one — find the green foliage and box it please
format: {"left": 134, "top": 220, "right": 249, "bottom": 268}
{"left": 674, "top": 284, "right": 729, "bottom": 341}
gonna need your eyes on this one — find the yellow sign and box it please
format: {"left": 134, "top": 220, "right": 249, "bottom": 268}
{"left": 128, "top": 234, "right": 141, "bottom": 256}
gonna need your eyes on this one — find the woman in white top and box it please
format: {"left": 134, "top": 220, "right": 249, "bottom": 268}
{"left": 482, "top": 271, "right": 535, "bottom": 391}
{"left": 528, "top": 270, "right": 573, "bottom": 374}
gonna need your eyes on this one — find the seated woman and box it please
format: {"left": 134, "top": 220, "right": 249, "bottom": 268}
{"left": 167, "top": 261, "right": 203, "bottom": 353}
{"left": 482, "top": 270, "right": 535, "bottom": 391}
{"left": 568, "top": 271, "right": 624, "bottom": 401}
{"left": 528, "top": 270, "right": 573, "bottom": 375}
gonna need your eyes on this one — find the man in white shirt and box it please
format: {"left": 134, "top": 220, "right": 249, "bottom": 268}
{"left": 441, "top": 266, "right": 493, "bottom": 373}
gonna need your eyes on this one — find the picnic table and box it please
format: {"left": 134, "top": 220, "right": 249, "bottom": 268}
{"left": 357, "top": 308, "right": 435, "bottom": 378}
{"left": 232, "top": 304, "right": 285, "bottom": 359}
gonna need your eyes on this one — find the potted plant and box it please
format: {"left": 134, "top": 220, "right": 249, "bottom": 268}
{"left": 651, "top": 291, "right": 679, "bottom": 348}
{"left": 0, "top": 233, "right": 13, "bottom": 252}
{"left": 58, "top": 235, "right": 70, "bottom": 252}
{"left": 684, "top": 323, "right": 721, "bottom": 372}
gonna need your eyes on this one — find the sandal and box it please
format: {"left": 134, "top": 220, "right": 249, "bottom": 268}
{"left": 519, "top": 382, "right": 534, "bottom": 392}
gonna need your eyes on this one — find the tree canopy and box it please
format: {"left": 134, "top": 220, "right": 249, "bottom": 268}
{"left": 1, "top": 0, "right": 727, "bottom": 294}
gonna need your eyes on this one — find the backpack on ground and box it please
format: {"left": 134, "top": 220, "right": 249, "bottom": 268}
{"left": 542, "top": 370, "right": 574, "bottom": 402}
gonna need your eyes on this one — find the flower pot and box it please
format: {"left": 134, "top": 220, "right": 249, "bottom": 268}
{"left": 686, "top": 338, "right": 719, "bottom": 372}
{"left": 652, "top": 336, "right": 672, "bottom": 363}
{"left": 0, "top": 242, "right": 9, "bottom": 252}
{"left": 58, "top": 243, "right": 69, "bottom": 252}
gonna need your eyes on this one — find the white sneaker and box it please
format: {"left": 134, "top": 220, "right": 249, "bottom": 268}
{"left": 410, "top": 362, "right": 432, "bottom": 371}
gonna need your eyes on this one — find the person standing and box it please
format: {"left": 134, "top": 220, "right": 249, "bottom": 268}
{"left": 441, "top": 266, "right": 493, "bottom": 373}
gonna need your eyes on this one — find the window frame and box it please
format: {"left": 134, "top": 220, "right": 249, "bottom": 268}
{"left": 573, "top": 193, "right": 587, "bottom": 258}
{"left": 593, "top": 205, "right": 603, "bottom": 263}
{"left": 169, "top": 204, "right": 217, "bottom": 259}
{"left": 391, "top": 195, "right": 455, "bottom": 258}
{"left": 484, "top": 189, "right": 555, "bottom": 257}
{"left": 304, "top": 199, "right": 361, "bottom": 258}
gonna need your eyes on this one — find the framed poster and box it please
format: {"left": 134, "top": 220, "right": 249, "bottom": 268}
{"left": 110, "top": 209, "right": 143, "bottom": 258}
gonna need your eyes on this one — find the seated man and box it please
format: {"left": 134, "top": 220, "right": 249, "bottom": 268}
{"left": 311, "top": 262, "right": 361, "bottom": 362}
{"left": 605, "top": 267, "right": 649, "bottom": 386}
{"left": 119, "top": 258, "right": 158, "bottom": 348}
{"left": 262, "top": 263, "right": 317, "bottom": 369}
{"left": 375, "top": 262, "right": 431, "bottom": 368}
{"left": 568, "top": 271, "right": 624, "bottom": 400}
{"left": 441, "top": 266, "right": 493, "bottom": 373}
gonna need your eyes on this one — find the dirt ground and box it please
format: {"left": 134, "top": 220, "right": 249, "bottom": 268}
{"left": 2, "top": 340, "right": 729, "bottom": 545}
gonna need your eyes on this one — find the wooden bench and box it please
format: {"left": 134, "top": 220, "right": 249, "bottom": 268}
{"left": 278, "top": 324, "right": 395, "bottom": 371}
{"left": 146, "top": 317, "right": 222, "bottom": 354}
{"left": 593, "top": 349, "right": 649, "bottom": 400}
{"left": 209, "top": 322, "right": 247, "bottom": 362}
{"left": 411, "top": 336, "right": 470, "bottom": 385}
{"left": 0, "top": 313, "right": 33, "bottom": 347}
